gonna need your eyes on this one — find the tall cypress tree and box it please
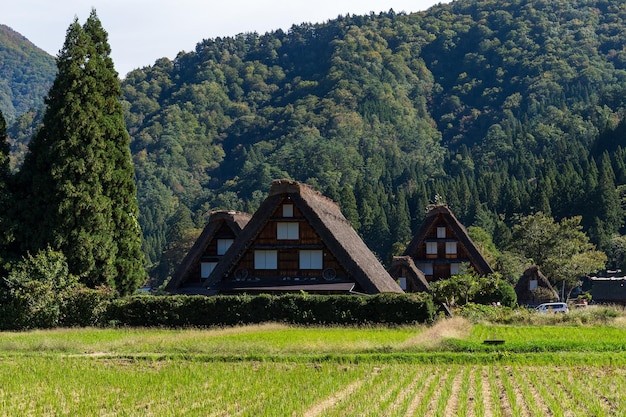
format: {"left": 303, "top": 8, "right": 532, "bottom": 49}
{"left": 0, "top": 110, "right": 13, "bottom": 266}
{"left": 16, "top": 10, "right": 145, "bottom": 294}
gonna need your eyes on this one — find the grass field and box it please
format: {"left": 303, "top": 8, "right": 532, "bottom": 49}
{"left": 2, "top": 310, "right": 626, "bottom": 416}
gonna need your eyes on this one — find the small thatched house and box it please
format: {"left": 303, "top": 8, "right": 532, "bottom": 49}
{"left": 165, "top": 210, "right": 251, "bottom": 294}
{"left": 514, "top": 266, "right": 559, "bottom": 306}
{"left": 205, "top": 179, "right": 403, "bottom": 295}
{"left": 399, "top": 205, "right": 493, "bottom": 283}
{"left": 388, "top": 256, "right": 430, "bottom": 293}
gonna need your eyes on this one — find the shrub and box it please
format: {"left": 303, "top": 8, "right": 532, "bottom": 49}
{"left": 103, "top": 293, "right": 436, "bottom": 327}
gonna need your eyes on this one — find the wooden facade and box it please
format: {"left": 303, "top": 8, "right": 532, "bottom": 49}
{"left": 398, "top": 205, "right": 494, "bottom": 283}
{"left": 388, "top": 256, "right": 430, "bottom": 293}
{"left": 207, "top": 179, "right": 403, "bottom": 295}
{"left": 165, "top": 211, "right": 251, "bottom": 294}
{"left": 222, "top": 198, "right": 350, "bottom": 285}
{"left": 514, "top": 266, "right": 558, "bottom": 306}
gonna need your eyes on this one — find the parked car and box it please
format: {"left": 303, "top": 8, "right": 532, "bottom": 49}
{"left": 535, "top": 302, "right": 569, "bottom": 313}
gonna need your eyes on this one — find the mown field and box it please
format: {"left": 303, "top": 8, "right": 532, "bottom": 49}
{"left": 1, "top": 309, "right": 626, "bottom": 416}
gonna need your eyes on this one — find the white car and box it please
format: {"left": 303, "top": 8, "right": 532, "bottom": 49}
{"left": 535, "top": 302, "right": 569, "bottom": 313}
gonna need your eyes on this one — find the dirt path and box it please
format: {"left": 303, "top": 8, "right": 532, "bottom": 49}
{"left": 302, "top": 377, "right": 366, "bottom": 417}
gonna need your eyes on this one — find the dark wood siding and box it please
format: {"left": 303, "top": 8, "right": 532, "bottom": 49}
{"left": 225, "top": 198, "right": 349, "bottom": 281}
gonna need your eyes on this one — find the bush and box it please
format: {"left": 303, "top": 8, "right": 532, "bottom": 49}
{"left": 103, "top": 293, "right": 436, "bottom": 327}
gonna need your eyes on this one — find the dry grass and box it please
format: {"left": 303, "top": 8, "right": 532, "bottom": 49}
{"left": 399, "top": 317, "right": 472, "bottom": 350}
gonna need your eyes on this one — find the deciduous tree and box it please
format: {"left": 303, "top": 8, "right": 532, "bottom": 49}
{"left": 509, "top": 212, "right": 606, "bottom": 298}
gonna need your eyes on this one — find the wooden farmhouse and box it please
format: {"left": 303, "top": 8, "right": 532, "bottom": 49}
{"left": 204, "top": 179, "right": 403, "bottom": 295}
{"left": 514, "top": 266, "right": 558, "bottom": 306}
{"left": 397, "top": 205, "right": 494, "bottom": 283}
{"left": 165, "top": 210, "right": 251, "bottom": 294}
{"left": 388, "top": 256, "right": 431, "bottom": 292}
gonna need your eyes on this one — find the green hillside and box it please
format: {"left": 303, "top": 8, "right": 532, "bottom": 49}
{"left": 5, "top": 0, "right": 626, "bottom": 287}
{"left": 0, "top": 24, "right": 55, "bottom": 122}
{"left": 119, "top": 0, "right": 626, "bottom": 282}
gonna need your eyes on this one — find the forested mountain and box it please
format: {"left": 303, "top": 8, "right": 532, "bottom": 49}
{"left": 0, "top": 25, "right": 55, "bottom": 123}
{"left": 5, "top": 0, "right": 626, "bottom": 286}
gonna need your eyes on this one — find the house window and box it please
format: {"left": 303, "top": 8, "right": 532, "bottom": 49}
{"left": 418, "top": 263, "right": 434, "bottom": 275}
{"left": 201, "top": 262, "right": 218, "bottom": 278}
{"left": 299, "top": 250, "right": 323, "bottom": 269}
{"left": 398, "top": 277, "right": 407, "bottom": 290}
{"left": 445, "top": 241, "right": 457, "bottom": 255}
{"left": 437, "top": 226, "right": 446, "bottom": 238}
{"left": 277, "top": 222, "right": 299, "bottom": 239}
{"left": 529, "top": 279, "right": 538, "bottom": 291}
{"left": 426, "top": 242, "right": 438, "bottom": 255}
{"left": 217, "top": 239, "right": 234, "bottom": 255}
{"left": 254, "top": 250, "right": 278, "bottom": 269}
{"left": 450, "top": 263, "right": 461, "bottom": 275}
{"left": 282, "top": 204, "right": 294, "bottom": 217}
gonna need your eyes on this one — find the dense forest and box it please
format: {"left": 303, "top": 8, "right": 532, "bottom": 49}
{"left": 0, "top": 25, "right": 55, "bottom": 123}
{"left": 5, "top": 0, "right": 626, "bottom": 287}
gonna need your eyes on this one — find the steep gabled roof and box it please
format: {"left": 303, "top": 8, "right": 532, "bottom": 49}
{"left": 515, "top": 265, "right": 559, "bottom": 305}
{"left": 208, "top": 179, "right": 403, "bottom": 294}
{"left": 404, "top": 205, "right": 494, "bottom": 276}
{"left": 389, "top": 256, "right": 431, "bottom": 293}
{"left": 165, "top": 210, "right": 251, "bottom": 292}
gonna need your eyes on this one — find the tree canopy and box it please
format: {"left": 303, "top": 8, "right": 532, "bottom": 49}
{"left": 509, "top": 212, "right": 607, "bottom": 294}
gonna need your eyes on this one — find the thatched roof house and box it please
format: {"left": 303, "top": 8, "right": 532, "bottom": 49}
{"left": 514, "top": 266, "right": 559, "bottom": 306}
{"left": 388, "top": 256, "right": 430, "bottom": 293}
{"left": 206, "top": 179, "right": 403, "bottom": 295}
{"left": 165, "top": 210, "right": 251, "bottom": 294}
{"left": 401, "top": 205, "right": 494, "bottom": 282}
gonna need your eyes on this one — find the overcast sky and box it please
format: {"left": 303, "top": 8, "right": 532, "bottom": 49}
{"left": 3, "top": 0, "right": 449, "bottom": 78}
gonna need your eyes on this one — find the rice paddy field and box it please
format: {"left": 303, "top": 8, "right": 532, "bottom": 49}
{"left": 2, "top": 309, "right": 626, "bottom": 416}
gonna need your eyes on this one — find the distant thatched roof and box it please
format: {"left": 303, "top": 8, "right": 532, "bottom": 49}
{"left": 389, "top": 256, "right": 431, "bottom": 293}
{"left": 165, "top": 210, "right": 251, "bottom": 292}
{"left": 514, "top": 265, "right": 558, "bottom": 305}
{"left": 404, "top": 205, "right": 494, "bottom": 276}
{"left": 207, "top": 179, "right": 402, "bottom": 294}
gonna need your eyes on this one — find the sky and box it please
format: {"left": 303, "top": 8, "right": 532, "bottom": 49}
{"left": 3, "top": 0, "right": 449, "bottom": 78}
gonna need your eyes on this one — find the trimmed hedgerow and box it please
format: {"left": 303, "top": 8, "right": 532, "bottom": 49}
{"left": 102, "top": 293, "right": 436, "bottom": 327}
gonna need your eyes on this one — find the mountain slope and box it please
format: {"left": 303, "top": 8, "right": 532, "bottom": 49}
{"left": 5, "top": 0, "right": 626, "bottom": 280}
{"left": 0, "top": 24, "right": 56, "bottom": 123}
{"left": 119, "top": 0, "right": 626, "bottom": 273}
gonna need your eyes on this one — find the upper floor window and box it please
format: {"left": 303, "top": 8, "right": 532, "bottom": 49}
{"left": 217, "top": 238, "right": 234, "bottom": 255}
{"left": 445, "top": 241, "right": 457, "bottom": 255}
{"left": 426, "top": 241, "right": 438, "bottom": 255}
{"left": 201, "top": 262, "right": 218, "bottom": 278}
{"left": 437, "top": 226, "right": 446, "bottom": 238}
{"left": 398, "top": 277, "right": 407, "bottom": 290}
{"left": 450, "top": 263, "right": 461, "bottom": 275}
{"left": 299, "top": 250, "right": 323, "bottom": 269}
{"left": 277, "top": 222, "right": 299, "bottom": 239}
{"left": 418, "top": 263, "right": 434, "bottom": 275}
{"left": 282, "top": 204, "right": 294, "bottom": 217}
{"left": 254, "top": 250, "right": 277, "bottom": 269}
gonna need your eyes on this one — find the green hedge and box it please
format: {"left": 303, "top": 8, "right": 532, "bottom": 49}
{"left": 103, "top": 293, "right": 436, "bottom": 327}
{"left": 0, "top": 290, "right": 435, "bottom": 329}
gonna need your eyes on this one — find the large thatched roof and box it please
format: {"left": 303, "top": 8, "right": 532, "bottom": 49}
{"left": 165, "top": 210, "right": 251, "bottom": 292}
{"left": 207, "top": 179, "right": 403, "bottom": 294}
{"left": 404, "top": 205, "right": 494, "bottom": 276}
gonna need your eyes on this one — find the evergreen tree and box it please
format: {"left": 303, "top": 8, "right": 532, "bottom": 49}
{"left": 16, "top": 10, "right": 145, "bottom": 294}
{"left": 0, "top": 110, "right": 13, "bottom": 267}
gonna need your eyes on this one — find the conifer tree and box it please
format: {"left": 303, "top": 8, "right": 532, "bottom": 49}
{"left": 16, "top": 10, "right": 145, "bottom": 294}
{"left": 0, "top": 110, "right": 13, "bottom": 265}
